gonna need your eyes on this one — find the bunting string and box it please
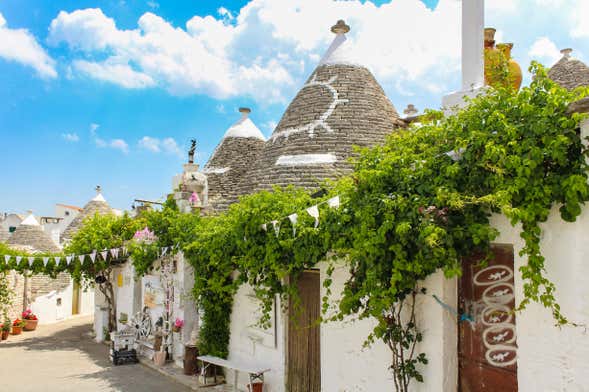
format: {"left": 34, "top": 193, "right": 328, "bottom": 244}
{"left": 0, "top": 244, "right": 175, "bottom": 269}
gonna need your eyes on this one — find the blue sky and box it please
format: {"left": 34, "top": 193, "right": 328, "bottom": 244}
{"left": 1, "top": 0, "right": 588, "bottom": 215}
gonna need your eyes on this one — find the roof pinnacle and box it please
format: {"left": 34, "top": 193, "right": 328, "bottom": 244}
{"left": 331, "top": 20, "right": 350, "bottom": 35}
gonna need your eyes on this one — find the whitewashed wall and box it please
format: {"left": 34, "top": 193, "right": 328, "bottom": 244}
{"left": 491, "top": 207, "right": 589, "bottom": 391}
{"left": 30, "top": 283, "right": 73, "bottom": 324}
{"left": 79, "top": 285, "right": 95, "bottom": 316}
{"left": 114, "top": 262, "right": 136, "bottom": 331}
{"left": 227, "top": 283, "right": 285, "bottom": 391}
{"left": 318, "top": 261, "right": 456, "bottom": 392}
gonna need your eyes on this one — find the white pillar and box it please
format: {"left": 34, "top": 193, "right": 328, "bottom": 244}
{"left": 442, "top": 0, "right": 486, "bottom": 111}
{"left": 462, "top": 0, "right": 485, "bottom": 90}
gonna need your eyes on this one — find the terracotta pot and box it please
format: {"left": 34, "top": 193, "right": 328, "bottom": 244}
{"left": 248, "top": 382, "right": 264, "bottom": 392}
{"left": 24, "top": 319, "right": 38, "bottom": 331}
{"left": 11, "top": 326, "right": 22, "bottom": 335}
{"left": 484, "top": 27, "right": 503, "bottom": 87}
{"left": 496, "top": 43, "right": 522, "bottom": 91}
{"left": 1, "top": 330, "right": 9, "bottom": 340}
{"left": 153, "top": 351, "right": 167, "bottom": 366}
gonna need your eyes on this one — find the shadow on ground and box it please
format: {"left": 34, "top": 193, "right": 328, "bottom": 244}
{"left": 0, "top": 320, "right": 190, "bottom": 392}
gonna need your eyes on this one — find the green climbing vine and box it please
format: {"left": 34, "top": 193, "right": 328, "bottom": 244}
{"left": 183, "top": 63, "right": 589, "bottom": 389}
{"left": 1, "top": 62, "right": 587, "bottom": 390}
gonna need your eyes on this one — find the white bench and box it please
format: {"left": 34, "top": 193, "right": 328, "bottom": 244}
{"left": 197, "top": 355, "right": 270, "bottom": 391}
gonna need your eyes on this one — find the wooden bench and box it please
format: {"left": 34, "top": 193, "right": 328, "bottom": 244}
{"left": 197, "top": 355, "right": 270, "bottom": 391}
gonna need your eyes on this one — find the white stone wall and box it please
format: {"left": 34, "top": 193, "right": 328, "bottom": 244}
{"left": 227, "top": 284, "right": 285, "bottom": 392}
{"left": 491, "top": 208, "right": 589, "bottom": 391}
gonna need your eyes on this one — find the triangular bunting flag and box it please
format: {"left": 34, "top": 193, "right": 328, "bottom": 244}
{"left": 42, "top": 257, "right": 49, "bottom": 267}
{"left": 4, "top": 255, "right": 11, "bottom": 264}
{"left": 261, "top": 223, "right": 267, "bottom": 232}
{"left": 16, "top": 256, "right": 22, "bottom": 265}
{"left": 122, "top": 246, "right": 128, "bottom": 256}
{"left": 100, "top": 250, "right": 108, "bottom": 261}
{"left": 445, "top": 147, "right": 465, "bottom": 162}
{"left": 66, "top": 255, "right": 73, "bottom": 265}
{"left": 271, "top": 220, "right": 280, "bottom": 237}
{"left": 327, "top": 196, "right": 341, "bottom": 209}
{"left": 28, "top": 256, "right": 35, "bottom": 267}
{"left": 306, "top": 205, "right": 320, "bottom": 228}
{"left": 89, "top": 251, "right": 97, "bottom": 262}
{"left": 110, "top": 248, "right": 119, "bottom": 259}
{"left": 288, "top": 213, "right": 298, "bottom": 237}
{"left": 78, "top": 254, "right": 85, "bottom": 264}
{"left": 54, "top": 256, "right": 61, "bottom": 266}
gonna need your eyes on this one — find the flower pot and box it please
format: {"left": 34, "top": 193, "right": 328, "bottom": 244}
{"left": 172, "top": 326, "right": 181, "bottom": 333}
{"left": 24, "top": 319, "right": 38, "bottom": 331}
{"left": 248, "top": 382, "right": 264, "bottom": 392}
{"left": 153, "top": 351, "right": 167, "bottom": 366}
{"left": 11, "top": 326, "right": 22, "bottom": 335}
{"left": 1, "top": 330, "right": 9, "bottom": 340}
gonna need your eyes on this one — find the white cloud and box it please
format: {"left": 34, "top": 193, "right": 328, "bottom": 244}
{"left": 0, "top": 12, "right": 57, "bottom": 78}
{"left": 486, "top": 0, "right": 518, "bottom": 13}
{"left": 569, "top": 0, "right": 589, "bottom": 38}
{"left": 138, "top": 136, "right": 182, "bottom": 157}
{"left": 73, "top": 59, "right": 155, "bottom": 88}
{"left": 162, "top": 138, "right": 182, "bottom": 157}
{"left": 92, "top": 123, "right": 128, "bottom": 153}
{"left": 529, "top": 37, "right": 561, "bottom": 65}
{"left": 47, "top": 1, "right": 461, "bottom": 103}
{"left": 61, "top": 132, "right": 80, "bottom": 142}
{"left": 138, "top": 136, "right": 160, "bottom": 152}
{"left": 110, "top": 139, "right": 129, "bottom": 153}
{"left": 147, "top": 1, "right": 159, "bottom": 9}
{"left": 263, "top": 120, "right": 277, "bottom": 132}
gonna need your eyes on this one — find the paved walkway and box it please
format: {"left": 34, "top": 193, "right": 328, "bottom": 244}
{"left": 0, "top": 316, "right": 192, "bottom": 392}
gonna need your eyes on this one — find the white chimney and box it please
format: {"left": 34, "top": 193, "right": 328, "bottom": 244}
{"left": 442, "top": 0, "right": 485, "bottom": 111}
{"left": 462, "top": 0, "right": 484, "bottom": 90}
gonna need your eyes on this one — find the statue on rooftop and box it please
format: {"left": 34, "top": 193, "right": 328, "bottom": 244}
{"left": 188, "top": 139, "right": 197, "bottom": 164}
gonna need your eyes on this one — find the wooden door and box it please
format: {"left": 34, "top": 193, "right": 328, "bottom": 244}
{"left": 458, "top": 244, "right": 518, "bottom": 392}
{"left": 287, "top": 270, "right": 321, "bottom": 392}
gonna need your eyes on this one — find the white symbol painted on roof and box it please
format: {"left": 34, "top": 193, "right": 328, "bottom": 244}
{"left": 270, "top": 74, "right": 348, "bottom": 142}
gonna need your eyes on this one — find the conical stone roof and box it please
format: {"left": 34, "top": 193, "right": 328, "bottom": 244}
{"left": 548, "top": 49, "right": 589, "bottom": 90}
{"left": 204, "top": 108, "right": 266, "bottom": 211}
{"left": 0, "top": 228, "right": 10, "bottom": 243}
{"left": 7, "top": 213, "right": 60, "bottom": 253}
{"left": 244, "top": 20, "right": 404, "bottom": 193}
{"left": 61, "top": 188, "right": 112, "bottom": 241}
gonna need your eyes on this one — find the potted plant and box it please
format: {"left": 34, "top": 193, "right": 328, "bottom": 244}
{"left": 22, "top": 309, "right": 38, "bottom": 331}
{"left": 11, "top": 319, "right": 25, "bottom": 335}
{"left": 1, "top": 320, "right": 10, "bottom": 340}
{"left": 172, "top": 318, "right": 183, "bottom": 333}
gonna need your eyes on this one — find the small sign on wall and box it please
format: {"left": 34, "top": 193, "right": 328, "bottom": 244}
{"left": 142, "top": 275, "right": 164, "bottom": 309}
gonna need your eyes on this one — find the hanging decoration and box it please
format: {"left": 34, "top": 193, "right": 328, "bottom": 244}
{"left": 306, "top": 205, "right": 320, "bottom": 228}
{"left": 288, "top": 213, "right": 298, "bottom": 236}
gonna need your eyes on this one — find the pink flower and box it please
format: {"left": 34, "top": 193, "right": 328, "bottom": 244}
{"left": 174, "top": 318, "right": 184, "bottom": 328}
{"left": 189, "top": 192, "right": 200, "bottom": 206}
{"left": 133, "top": 227, "right": 157, "bottom": 243}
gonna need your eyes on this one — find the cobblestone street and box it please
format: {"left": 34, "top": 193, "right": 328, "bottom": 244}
{"left": 0, "top": 316, "right": 192, "bottom": 392}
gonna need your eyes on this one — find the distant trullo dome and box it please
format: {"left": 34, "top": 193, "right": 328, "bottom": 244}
{"left": 61, "top": 187, "right": 112, "bottom": 242}
{"left": 244, "top": 20, "right": 405, "bottom": 192}
{"left": 548, "top": 48, "right": 589, "bottom": 90}
{"left": 203, "top": 107, "right": 266, "bottom": 211}
{"left": 7, "top": 212, "right": 60, "bottom": 253}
